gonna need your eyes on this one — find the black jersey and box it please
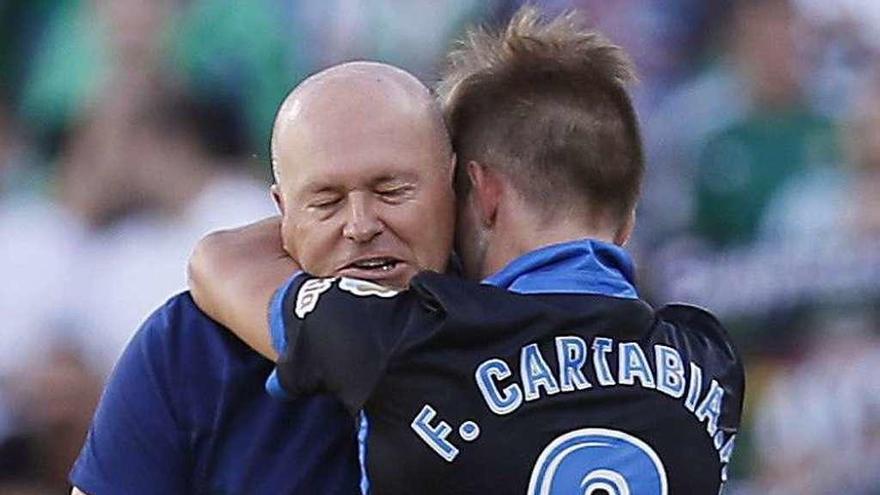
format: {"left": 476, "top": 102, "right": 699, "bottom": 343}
{"left": 270, "top": 269, "right": 744, "bottom": 495}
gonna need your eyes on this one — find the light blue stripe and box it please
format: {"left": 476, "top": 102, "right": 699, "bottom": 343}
{"left": 358, "top": 410, "right": 371, "bottom": 495}
{"left": 264, "top": 369, "right": 291, "bottom": 400}
{"left": 268, "top": 271, "right": 304, "bottom": 355}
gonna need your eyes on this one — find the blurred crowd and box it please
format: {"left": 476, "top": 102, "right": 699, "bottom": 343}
{"left": 0, "top": 0, "right": 878, "bottom": 493}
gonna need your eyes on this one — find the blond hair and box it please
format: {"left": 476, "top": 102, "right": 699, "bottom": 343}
{"left": 438, "top": 6, "right": 644, "bottom": 225}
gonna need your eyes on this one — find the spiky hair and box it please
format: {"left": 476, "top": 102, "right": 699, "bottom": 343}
{"left": 437, "top": 6, "right": 644, "bottom": 226}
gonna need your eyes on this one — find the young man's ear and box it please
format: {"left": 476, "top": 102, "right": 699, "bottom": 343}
{"left": 613, "top": 209, "right": 636, "bottom": 246}
{"left": 466, "top": 161, "right": 502, "bottom": 228}
{"left": 270, "top": 184, "right": 285, "bottom": 216}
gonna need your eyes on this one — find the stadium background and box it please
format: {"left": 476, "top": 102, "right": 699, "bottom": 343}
{"left": 0, "top": 0, "right": 878, "bottom": 493}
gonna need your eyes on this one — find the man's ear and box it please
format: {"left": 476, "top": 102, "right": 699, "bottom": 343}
{"left": 270, "top": 184, "right": 296, "bottom": 255}
{"left": 270, "top": 184, "right": 285, "bottom": 216}
{"left": 614, "top": 209, "right": 636, "bottom": 246}
{"left": 466, "top": 161, "right": 501, "bottom": 228}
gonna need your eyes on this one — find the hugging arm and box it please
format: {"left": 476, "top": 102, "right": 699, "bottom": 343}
{"left": 188, "top": 217, "right": 299, "bottom": 361}
{"left": 270, "top": 275, "right": 444, "bottom": 412}
{"left": 188, "top": 218, "right": 440, "bottom": 412}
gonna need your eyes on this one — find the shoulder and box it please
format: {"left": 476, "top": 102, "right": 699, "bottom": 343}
{"left": 123, "top": 292, "right": 215, "bottom": 376}
{"left": 656, "top": 303, "right": 725, "bottom": 338}
{"left": 656, "top": 304, "right": 734, "bottom": 353}
{"left": 137, "top": 291, "right": 217, "bottom": 338}
{"left": 133, "top": 291, "right": 262, "bottom": 364}
{"left": 655, "top": 303, "right": 744, "bottom": 385}
{"left": 115, "top": 292, "right": 271, "bottom": 418}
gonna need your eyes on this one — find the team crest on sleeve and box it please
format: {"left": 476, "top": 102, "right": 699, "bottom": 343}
{"left": 527, "top": 428, "right": 668, "bottom": 495}
{"left": 339, "top": 277, "right": 401, "bottom": 298}
{"left": 295, "top": 278, "right": 337, "bottom": 319}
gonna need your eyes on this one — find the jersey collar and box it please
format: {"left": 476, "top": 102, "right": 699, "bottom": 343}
{"left": 482, "top": 239, "right": 638, "bottom": 299}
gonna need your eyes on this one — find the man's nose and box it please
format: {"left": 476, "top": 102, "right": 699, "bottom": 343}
{"left": 342, "top": 193, "right": 383, "bottom": 243}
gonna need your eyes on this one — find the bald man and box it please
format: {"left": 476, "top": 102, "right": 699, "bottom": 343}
{"left": 69, "top": 62, "right": 455, "bottom": 495}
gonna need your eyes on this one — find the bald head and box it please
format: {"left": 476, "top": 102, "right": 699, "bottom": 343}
{"left": 268, "top": 61, "right": 456, "bottom": 289}
{"left": 271, "top": 62, "right": 450, "bottom": 182}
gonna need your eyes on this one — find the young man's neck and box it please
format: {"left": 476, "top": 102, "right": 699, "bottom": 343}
{"left": 479, "top": 209, "right": 619, "bottom": 280}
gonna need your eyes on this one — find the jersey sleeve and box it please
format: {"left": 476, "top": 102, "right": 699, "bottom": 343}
{"left": 69, "top": 300, "right": 190, "bottom": 494}
{"left": 266, "top": 274, "right": 439, "bottom": 414}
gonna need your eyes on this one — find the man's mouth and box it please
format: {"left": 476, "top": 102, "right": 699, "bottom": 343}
{"left": 345, "top": 257, "right": 402, "bottom": 273}
{"left": 336, "top": 256, "right": 414, "bottom": 285}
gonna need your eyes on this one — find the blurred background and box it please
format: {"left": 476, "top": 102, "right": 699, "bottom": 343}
{"left": 0, "top": 0, "right": 878, "bottom": 493}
